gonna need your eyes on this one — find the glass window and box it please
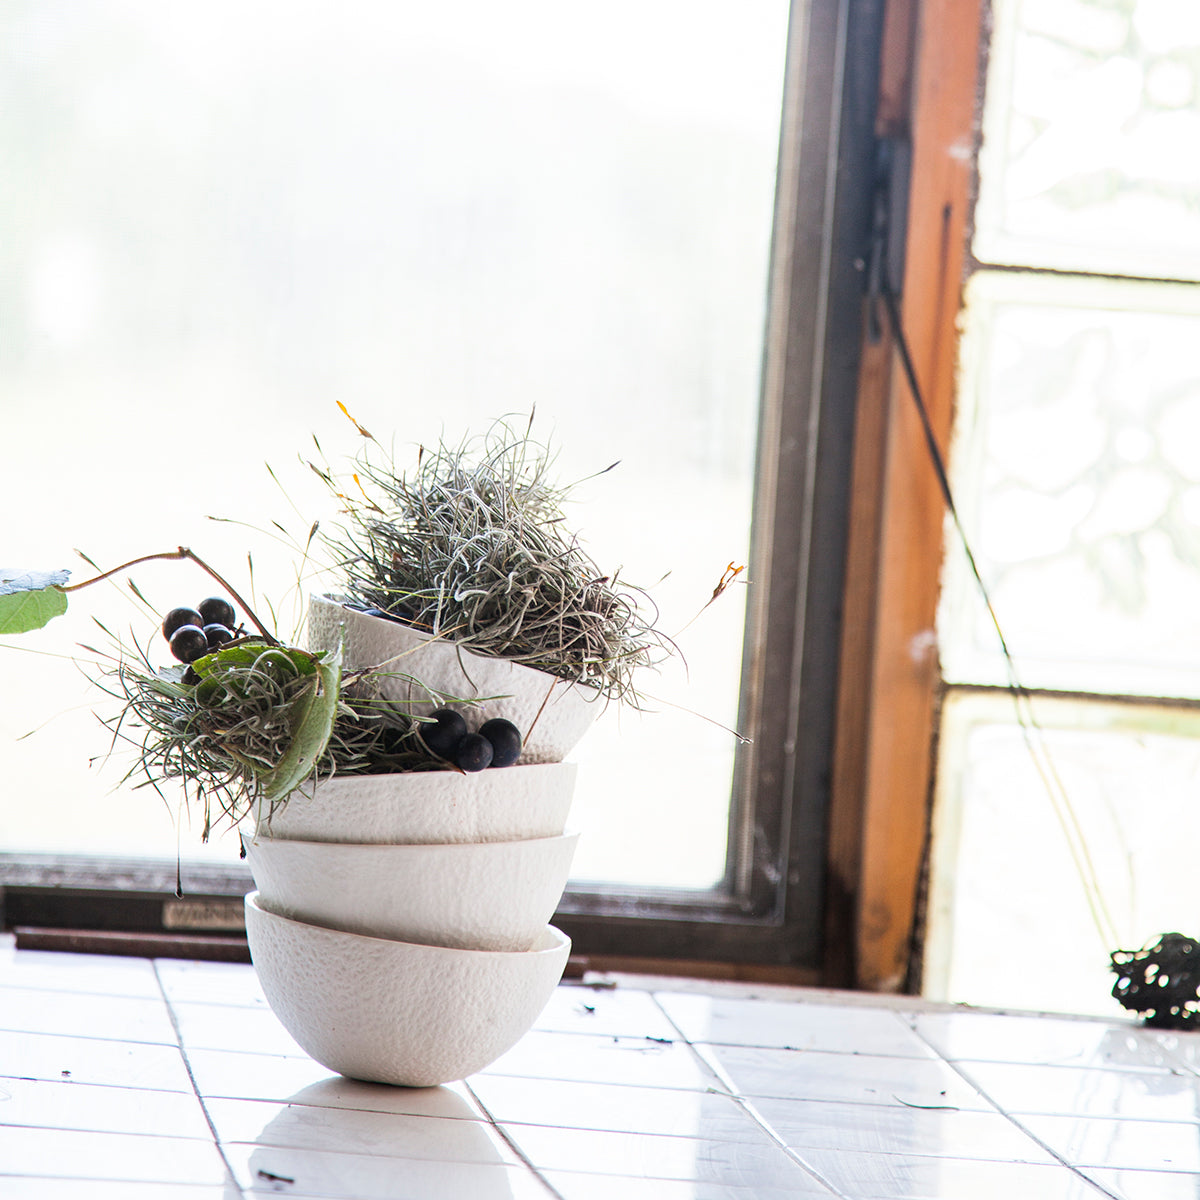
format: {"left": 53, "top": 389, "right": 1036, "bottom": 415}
{"left": 941, "top": 271, "right": 1200, "bottom": 698}
{"left": 928, "top": 690, "right": 1200, "bottom": 1016}
{"left": 974, "top": 0, "right": 1200, "bottom": 279}
{"left": 930, "top": 0, "right": 1200, "bottom": 1011}
{"left": 1, "top": 5, "right": 788, "bottom": 889}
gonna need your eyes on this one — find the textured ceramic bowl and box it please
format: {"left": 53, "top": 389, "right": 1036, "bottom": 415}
{"left": 307, "top": 595, "right": 603, "bottom": 764}
{"left": 244, "top": 831, "right": 579, "bottom": 952}
{"left": 244, "top": 893, "right": 571, "bottom": 1087}
{"left": 253, "top": 762, "right": 577, "bottom": 845}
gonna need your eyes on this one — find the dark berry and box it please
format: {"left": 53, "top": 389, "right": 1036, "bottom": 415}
{"left": 198, "top": 596, "right": 237, "bottom": 628}
{"left": 363, "top": 606, "right": 409, "bottom": 624}
{"left": 203, "top": 622, "right": 234, "bottom": 650}
{"left": 478, "top": 718, "right": 522, "bottom": 767}
{"left": 455, "top": 732, "right": 494, "bottom": 772}
{"left": 169, "top": 624, "right": 209, "bottom": 663}
{"left": 418, "top": 708, "right": 468, "bottom": 759}
{"left": 162, "top": 606, "right": 204, "bottom": 641}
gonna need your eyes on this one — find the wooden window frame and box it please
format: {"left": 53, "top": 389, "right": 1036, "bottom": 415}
{"left": 2, "top": 0, "right": 985, "bottom": 986}
{"left": 825, "top": 0, "right": 987, "bottom": 991}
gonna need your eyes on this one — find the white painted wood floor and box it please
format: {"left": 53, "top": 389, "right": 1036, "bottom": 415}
{"left": 1, "top": 939, "right": 1196, "bottom": 1198}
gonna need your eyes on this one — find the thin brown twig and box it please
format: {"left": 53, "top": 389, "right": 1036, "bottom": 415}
{"left": 58, "top": 547, "right": 279, "bottom": 645}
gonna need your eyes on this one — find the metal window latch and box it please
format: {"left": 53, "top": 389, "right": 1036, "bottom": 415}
{"left": 866, "top": 135, "right": 912, "bottom": 343}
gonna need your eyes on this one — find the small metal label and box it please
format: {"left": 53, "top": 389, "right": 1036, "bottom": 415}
{"left": 162, "top": 899, "right": 246, "bottom": 931}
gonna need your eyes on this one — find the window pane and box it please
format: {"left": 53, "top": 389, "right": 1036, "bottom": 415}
{"left": 940, "top": 270, "right": 1200, "bottom": 698}
{"left": 974, "top": 0, "right": 1200, "bottom": 280}
{"left": 927, "top": 690, "right": 1200, "bottom": 1016}
{"left": 0, "top": 2, "right": 788, "bottom": 887}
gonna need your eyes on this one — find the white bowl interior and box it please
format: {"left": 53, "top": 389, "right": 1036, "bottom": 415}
{"left": 244, "top": 892, "right": 571, "bottom": 1087}
{"left": 244, "top": 831, "right": 579, "bottom": 952}
{"left": 254, "top": 761, "right": 577, "bottom": 845}
{"left": 307, "top": 595, "right": 603, "bottom": 764}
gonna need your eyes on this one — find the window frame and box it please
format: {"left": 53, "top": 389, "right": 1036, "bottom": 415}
{"left": 824, "top": 0, "right": 989, "bottom": 991}
{"left": 1, "top": 0, "right": 901, "bottom": 977}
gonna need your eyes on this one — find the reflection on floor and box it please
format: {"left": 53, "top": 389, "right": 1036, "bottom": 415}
{"left": 1, "top": 940, "right": 1199, "bottom": 1198}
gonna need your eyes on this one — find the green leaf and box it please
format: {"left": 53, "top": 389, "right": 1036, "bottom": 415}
{"left": 257, "top": 646, "right": 342, "bottom": 801}
{"left": 0, "top": 568, "right": 71, "bottom": 634}
{"left": 192, "top": 641, "right": 318, "bottom": 679}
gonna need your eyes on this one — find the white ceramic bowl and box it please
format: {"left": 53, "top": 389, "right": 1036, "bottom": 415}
{"left": 244, "top": 893, "right": 571, "bottom": 1087}
{"left": 254, "top": 762, "right": 577, "bottom": 845}
{"left": 243, "top": 831, "right": 579, "bottom": 952}
{"left": 307, "top": 595, "right": 604, "bottom": 764}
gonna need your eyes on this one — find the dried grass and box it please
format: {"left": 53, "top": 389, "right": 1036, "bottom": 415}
{"left": 93, "top": 639, "right": 446, "bottom": 841}
{"left": 315, "top": 416, "right": 674, "bottom": 702}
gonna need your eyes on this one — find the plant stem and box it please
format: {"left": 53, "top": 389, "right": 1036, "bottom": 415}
{"left": 58, "top": 547, "right": 280, "bottom": 645}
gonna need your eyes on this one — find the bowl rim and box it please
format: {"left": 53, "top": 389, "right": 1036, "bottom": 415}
{"left": 311, "top": 594, "right": 606, "bottom": 684}
{"left": 284, "top": 759, "right": 579, "bottom": 797}
{"left": 241, "top": 829, "right": 581, "bottom": 853}
{"left": 245, "top": 890, "right": 571, "bottom": 958}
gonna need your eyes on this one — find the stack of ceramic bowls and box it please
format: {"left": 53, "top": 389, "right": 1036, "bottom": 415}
{"left": 240, "top": 596, "right": 601, "bottom": 1088}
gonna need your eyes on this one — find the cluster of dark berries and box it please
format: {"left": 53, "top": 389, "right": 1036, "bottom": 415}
{"left": 162, "top": 597, "right": 240, "bottom": 663}
{"left": 352, "top": 601, "right": 419, "bottom": 627}
{"left": 419, "top": 708, "right": 522, "bottom": 772}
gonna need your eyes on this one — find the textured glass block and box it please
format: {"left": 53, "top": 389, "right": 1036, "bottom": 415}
{"left": 940, "top": 270, "right": 1200, "bottom": 698}
{"left": 927, "top": 690, "right": 1200, "bottom": 1016}
{"left": 975, "top": 0, "right": 1200, "bottom": 280}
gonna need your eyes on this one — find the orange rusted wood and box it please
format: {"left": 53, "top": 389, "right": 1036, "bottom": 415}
{"left": 825, "top": 331, "right": 893, "bottom": 989}
{"left": 829, "top": 0, "right": 986, "bottom": 991}
{"left": 877, "top": 0, "right": 918, "bottom": 134}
